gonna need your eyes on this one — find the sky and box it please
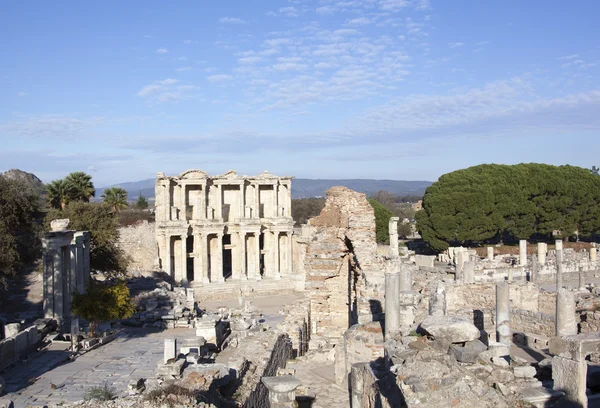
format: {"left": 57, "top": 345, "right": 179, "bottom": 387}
{"left": 1, "top": 0, "right": 599, "bottom": 187}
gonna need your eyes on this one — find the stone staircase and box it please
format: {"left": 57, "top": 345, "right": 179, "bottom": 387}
{"left": 192, "top": 276, "right": 299, "bottom": 300}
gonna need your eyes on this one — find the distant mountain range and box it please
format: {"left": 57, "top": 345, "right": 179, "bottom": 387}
{"left": 97, "top": 178, "right": 432, "bottom": 200}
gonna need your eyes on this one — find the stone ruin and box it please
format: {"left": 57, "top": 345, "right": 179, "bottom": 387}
{"left": 2, "top": 181, "right": 600, "bottom": 407}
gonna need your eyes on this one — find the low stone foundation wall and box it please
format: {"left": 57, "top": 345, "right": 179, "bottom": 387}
{"left": 511, "top": 308, "right": 555, "bottom": 339}
{"left": 0, "top": 319, "right": 56, "bottom": 372}
{"left": 243, "top": 334, "right": 293, "bottom": 408}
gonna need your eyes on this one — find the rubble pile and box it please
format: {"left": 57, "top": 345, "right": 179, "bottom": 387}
{"left": 383, "top": 315, "right": 542, "bottom": 407}
{"left": 125, "top": 280, "right": 196, "bottom": 329}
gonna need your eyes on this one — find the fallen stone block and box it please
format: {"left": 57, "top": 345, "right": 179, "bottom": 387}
{"left": 156, "top": 359, "right": 185, "bottom": 378}
{"left": 450, "top": 339, "right": 487, "bottom": 363}
{"left": 420, "top": 315, "right": 480, "bottom": 343}
{"left": 514, "top": 365, "right": 537, "bottom": 378}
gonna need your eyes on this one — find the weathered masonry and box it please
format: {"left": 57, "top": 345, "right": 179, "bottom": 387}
{"left": 155, "top": 170, "right": 294, "bottom": 285}
{"left": 42, "top": 219, "right": 91, "bottom": 332}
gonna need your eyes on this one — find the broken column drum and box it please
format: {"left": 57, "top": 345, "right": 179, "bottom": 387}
{"left": 556, "top": 288, "right": 577, "bottom": 337}
{"left": 384, "top": 267, "right": 401, "bottom": 340}
{"left": 519, "top": 239, "right": 527, "bottom": 266}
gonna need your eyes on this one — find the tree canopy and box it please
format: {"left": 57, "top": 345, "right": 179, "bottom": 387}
{"left": 102, "top": 187, "right": 129, "bottom": 212}
{"left": 46, "top": 202, "right": 129, "bottom": 276}
{"left": 416, "top": 164, "right": 600, "bottom": 251}
{"left": 46, "top": 171, "right": 95, "bottom": 209}
{"left": 0, "top": 177, "right": 42, "bottom": 287}
{"left": 368, "top": 198, "right": 395, "bottom": 244}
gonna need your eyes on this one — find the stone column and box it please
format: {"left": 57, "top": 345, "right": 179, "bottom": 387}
{"left": 578, "top": 266, "right": 585, "bottom": 291}
{"left": 215, "top": 184, "right": 222, "bottom": 219}
{"left": 239, "top": 232, "right": 247, "bottom": 279}
{"left": 591, "top": 247, "right": 597, "bottom": 263}
{"left": 43, "top": 251, "right": 55, "bottom": 318}
{"left": 179, "top": 236, "right": 188, "bottom": 284}
{"left": 519, "top": 239, "right": 527, "bottom": 266}
{"left": 231, "top": 232, "right": 240, "bottom": 280}
{"left": 389, "top": 217, "right": 399, "bottom": 258}
{"left": 273, "top": 231, "right": 280, "bottom": 279}
{"left": 239, "top": 183, "right": 245, "bottom": 219}
{"left": 384, "top": 268, "right": 401, "bottom": 340}
{"left": 81, "top": 232, "right": 91, "bottom": 289}
{"left": 180, "top": 184, "right": 187, "bottom": 221}
{"left": 531, "top": 254, "right": 538, "bottom": 283}
{"left": 193, "top": 233, "right": 206, "bottom": 283}
{"left": 496, "top": 282, "right": 510, "bottom": 346}
{"left": 487, "top": 246, "right": 494, "bottom": 261}
{"left": 261, "top": 376, "right": 301, "bottom": 408}
{"left": 254, "top": 184, "right": 260, "bottom": 218}
{"left": 537, "top": 242, "right": 546, "bottom": 265}
{"left": 399, "top": 263, "right": 412, "bottom": 292}
{"left": 215, "top": 232, "right": 224, "bottom": 282}
{"left": 463, "top": 261, "right": 475, "bottom": 284}
{"left": 273, "top": 182, "right": 279, "bottom": 217}
{"left": 556, "top": 288, "right": 577, "bottom": 337}
{"left": 53, "top": 249, "right": 65, "bottom": 325}
{"left": 555, "top": 239, "right": 563, "bottom": 251}
{"left": 556, "top": 247, "right": 563, "bottom": 290}
{"left": 164, "top": 338, "right": 176, "bottom": 363}
{"left": 73, "top": 233, "right": 85, "bottom": 293}
{"left": 254, "top": 232, "right": 261, "bottom": 280}
{"left": 286, "top": 232, "right": 293, "bottom": 275}
{"left": 164, "top": 235, "right": 172, "bottom": 277}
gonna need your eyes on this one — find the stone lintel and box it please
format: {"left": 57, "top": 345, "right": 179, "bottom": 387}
{"left": 549, "top": 332, "right": 600, "bottom": 362}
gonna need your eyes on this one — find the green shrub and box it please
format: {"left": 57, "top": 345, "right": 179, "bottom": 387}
{"left": 84, "top": 383, "right": 117, "bottom": 401}
{"left": 72, "top": 280, "right": 135, "bottom": 336}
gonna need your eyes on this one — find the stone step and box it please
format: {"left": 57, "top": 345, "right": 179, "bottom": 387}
{"left": 519, "top": 386, "right": 564, "bottom": 407}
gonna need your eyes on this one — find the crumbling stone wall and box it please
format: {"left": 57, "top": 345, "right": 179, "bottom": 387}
{"left": 304, "top": 187, "right": 386, "bottom": 340}
{"left": 511, "top": 309, "right": 556, "bottom": 339}
{"left": 243, "top": 334, "right": 293, "bottom": 408}
{"left": 117, "top": 221, "right": 158, "bottom": 274}
{"left": 446, "top": 282, "right": 548, "bottom": 314}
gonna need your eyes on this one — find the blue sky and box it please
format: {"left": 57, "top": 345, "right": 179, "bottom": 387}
{"left": 1, "top": 0, "right": 599, "bottom": 187}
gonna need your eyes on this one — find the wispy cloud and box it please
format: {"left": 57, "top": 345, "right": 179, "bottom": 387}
{"left": 155, "top": 48, "right": 169, "bottom": 54}
{"left": 279, "top": 7, "right": 299, "bottom": 17}
{"left": 17, "top": 91, "right": 28, "bottom": 97}
{"left": 176, "top": 66, "right": 192, "bottom": 72}
{"left": 219, "top": 17, "right": 246, "bottom": 24}
{"left": 137, "top": 78, "right": 197, "bottom": 103}
{"left": 557, "top": 54, "right": 579, "bottom": 60}
{"left": 449, "top": 42, "right": 465, "bottom": 48}
{"left": 207, "top": 74, "right": 234, "bottom": 83}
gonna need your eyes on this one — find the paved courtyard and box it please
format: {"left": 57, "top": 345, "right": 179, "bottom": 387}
{"left": 2, "top": 327, "right": 194, "bottom": 407}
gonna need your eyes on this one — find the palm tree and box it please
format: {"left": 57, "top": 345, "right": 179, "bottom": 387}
{"left": 65, "top": 171, "right": 95, "bottom": 202}
{"left": 102, "top": 187, "right": 128, "bottom": 212}
{"left": 46, "top": 179, "right": 72, "bottom": 210}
